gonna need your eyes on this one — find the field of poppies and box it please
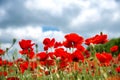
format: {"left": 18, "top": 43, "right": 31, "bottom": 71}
{"left": 0, "top": 32, "right": 120, "bottom": 80}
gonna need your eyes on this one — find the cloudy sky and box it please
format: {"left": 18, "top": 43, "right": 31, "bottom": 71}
{"left": 0, "top": 0, "right": 120, "bottom": 51}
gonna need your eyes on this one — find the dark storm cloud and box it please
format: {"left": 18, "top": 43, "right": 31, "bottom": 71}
{"left": 59, "top": 0, "right": 120, "bottom": 37}
{"left": 0, "top": 0, "right": 9, "bottom": 5}
{"left": 0, "top": 0, "right": 32, "bottom": 27}
{"left": 0, "top": 0, "right": 120, "bottom": 41}
{"left": 0, "top": 0, "right": 80, "bottom": 29}
{"left": 61, "top": 18, "right": 120, "bottom": 38}
{"left": 115, "top": 0, "right": 120, "bottom": 2}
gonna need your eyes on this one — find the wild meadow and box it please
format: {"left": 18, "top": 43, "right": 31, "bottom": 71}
{"left": 0, "top": 32, "right": 120, "bottom": 80}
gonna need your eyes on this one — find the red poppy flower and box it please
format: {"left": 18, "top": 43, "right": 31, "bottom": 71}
{"left": 118, "top": 53, "right": 120, "bottom": 61}
{"left": 45, "top": 71, "right": 50, "bottom": 75}
{"left": 39, "top": 61, "right": 46, "bottom": 66}
{"left": 54, "top": 48, "right": 68, "bottom": 59}
{"left": 19, "top": 49, "right": 35, "bottom": 59}
{"left": 45, "top": 59, "right": 55, "bottom": 66}
{"left": 96, "top": 52, "right": 112, "bottom": 65}
{"left": 19, "top": 39, "right": 35, "bottom": 50}
{"left": 7, "top": 61, "right": 13, "bottom": 66}
{"left": 0, "top": 49, "right": 5, "bottom": 56}
{"left": 47, "top": 52, "right": 55, "bottom": 59}
{"left": 63, "top": 33, "right": 84, "bottom": 48}
{"left": 0, "top": 58, "right": 8, "bottom": 66}
{"left": 71, "top": 50, "right": 84, "bottom": 62}
{"left": 94, "top": 34, "right": 108, "bottom": 44}
{"left": 6, "top": 77, "right": 19, "bottom": 80}
{"left": 19, "top": 47, "right": 33, "bottom": 54}
{"left": 54, "top": 48, "right": 65, "bottom": 58}
{"left": 44, "top": 46, "right": 48, "bottom": 51}
{"left": 0, "top": 57, "right": 2, "bottom": 66}
{"left": 84, "top": 50, "right": 91, "bottom": 58}
{"left": 2, "top": 60, "right": 8, "bottom": 65}
{"left": 27, "top": 51, "right": 35, "bottom": 59}
{"left": 59, "top": 61, "right": 69, "bottom": 69}
{"left": 0, "top": 71, "right": 7, "bottom": 76}
{"left": 15, "top": 58, "right": 24, "bottom": 63}
{"left": 58, "top": 52, "right": 72, "bottom": 70}
{"left": 85, "top": 33, "right": 108, "bottom": 45}
{"left": 30, "top": 61, "right": 37, "bottom": 71}
{"left": 96, "top": 53, "right": 107, "bottom": 63}
{"left": 36, "top": 52, "right": 47, "bottom": 61}
{"left": 54, "top": 48, "right": 72, "bottom": 63}
{"left": 54, "top": 41, "right": 63, "bottom": 48}
{"left": 19, "top": 61, "right": 29, "bottom": 73}
{"left": 76, "top": 45, "right": 85, "bottom": 52}
{"left": 19, "top": 49, "right": 28, "bottom": 55}
{"left": 110, "top": 45, "right": 119, "bottom": 52}
{"left": 116, "top": 66, "right": 120, "bottom": 73}
{"left": 43, "top": 38, "right": 55, "bottom": 50}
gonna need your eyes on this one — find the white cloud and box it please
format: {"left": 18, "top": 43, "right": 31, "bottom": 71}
{"left": 41, "top": 30, "right": 65, "bottom": 42}
{"left": 112, "top": 12, "right": 120, "bottom": 21}
{"left": 102, "top": 30, "right": 120, "bottom": 39}
{"left": 0, "top": 26, "right": 65, "bottom": 53}
{"left": 25, "top": 0, "right": 91, "bottom": 15}
{"left": 70, "top": 0, "right": 119, "bottom": 27}
{"left": 0, "top": 0, "right": 120, "bottom": 60}
{"left": 25, "top": 0, "right": 64, "bottom": 15}
{"left": 98, "top": 0, "right": 118, "bottom": 10}
{"left": 1, "top": 43, "right": 11, "bottom": 49}
{"left": 1, "top": 0, "right": 120, "bottom": 33}
{"left": 9, "top": 26, "right": 43, "bottom": 39}
{"left": 71, "top": 8, "right": 100, "bottom": 27}
{"left": 0, "top": 0, "right": 120, "bottom": 44}
{"left": 0, "top": 26, "right": 65, "bottom": 45}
